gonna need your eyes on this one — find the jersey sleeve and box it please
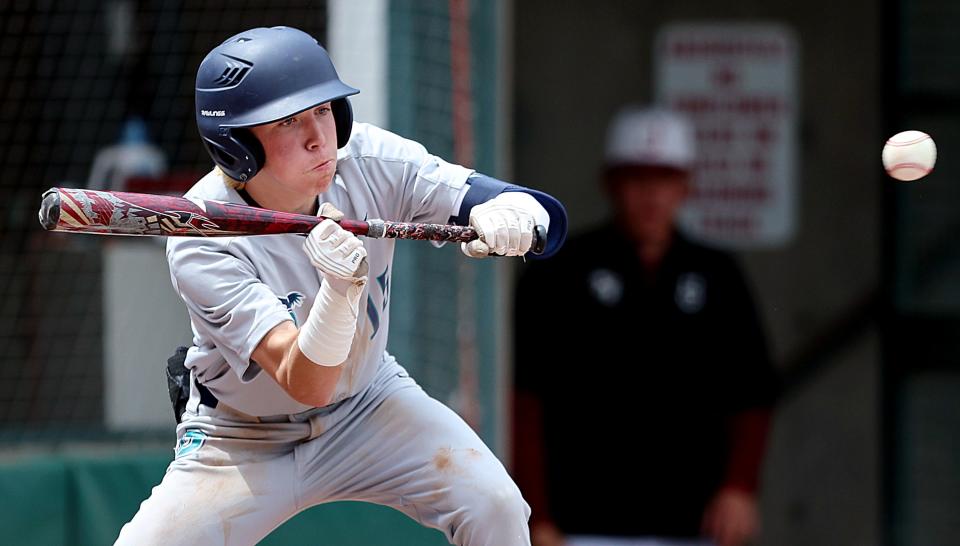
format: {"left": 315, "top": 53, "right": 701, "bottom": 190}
{"left": 166, "top": 238, "right": 293, "bottom": 382}
{"left": 512, "top": 254, "right": 566, "bottom": 523}
{"left": 714, "top": 256, "right": 778, "bottom": 492}
{"left": 714, "top": 254, "right": 780, "bottom": 410}
{"left": 344, "top": 124, "right": 568, "bottom": 257}
{"left": 344, "top": 123, "right": 475, "bottom": 226}
{"left": 513, "top": 259, "right": 567, "bottom": 394}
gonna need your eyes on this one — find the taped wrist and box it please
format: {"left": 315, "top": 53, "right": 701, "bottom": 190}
{"left": 296, "top": 279, "right": 363, "bottom": 366}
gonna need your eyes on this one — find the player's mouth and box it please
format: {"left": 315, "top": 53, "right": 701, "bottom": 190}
{"left": 310, "top": 159, "right": 334, "bottom": 172}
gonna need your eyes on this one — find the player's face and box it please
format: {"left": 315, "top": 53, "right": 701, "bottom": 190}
{"left": 607, "top": 167, "right": 689, "bottom": 245}
{"left": 250, "top": 103, "right": 339, "bottom": 196}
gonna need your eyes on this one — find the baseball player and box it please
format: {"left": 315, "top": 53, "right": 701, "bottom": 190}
{"left": 115, "top": 26, "right": 567, "bottom": 546}
{"left": 514, "top": 107, "right": 775, "bottom": 546}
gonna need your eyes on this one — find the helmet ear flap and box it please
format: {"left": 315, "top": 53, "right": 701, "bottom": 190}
{"left": 201, "top": 137, "right": 243, "bottom": 180}
{"left": 200, "top": 129, "right": 264, "bottom": 182}
{"left": 233, "top": 128, "right": 266, "bottom": 178}
{"left": 332, "top": 98, "right": 353, "bottom": 148}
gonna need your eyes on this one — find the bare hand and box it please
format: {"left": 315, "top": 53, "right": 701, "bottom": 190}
{"left": 531, "top": 521, "right": 566, "bottom": 546}
{"left": 701, "top": 488, "right": 759, "bottom": 546}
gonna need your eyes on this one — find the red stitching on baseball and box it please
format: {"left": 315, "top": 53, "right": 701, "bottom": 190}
{"left": 887, "top": 163, "right": 932, "bottom": 173}
{"left": 885, "top": 135, "right": 931, "bottom": 147}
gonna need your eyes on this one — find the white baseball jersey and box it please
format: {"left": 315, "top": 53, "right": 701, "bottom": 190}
{"left": 167, "top": 122, "right": 474, "bottom": 416}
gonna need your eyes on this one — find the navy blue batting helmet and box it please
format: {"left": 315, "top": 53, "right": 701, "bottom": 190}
{"left": 196, "top": 26, "right": 359, "bottom": 182}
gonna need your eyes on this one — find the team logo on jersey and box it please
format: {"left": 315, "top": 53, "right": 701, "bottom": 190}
{"left": 376, "top": 268, "right": 390, "bottom": 311}
{"left": 675, "top": 272, "right": 707, "bottom": 314}
{"left": 365, "top": 266, "right": 390, "bottom": 339}
{"left": 278, "top": 292, "right": 305, "bottom": 325}
{"left": 175, "top": 429, "right": 207, "bottom": 459}
{"left": 588, "top": 268, "right": 623, "bottom": 306}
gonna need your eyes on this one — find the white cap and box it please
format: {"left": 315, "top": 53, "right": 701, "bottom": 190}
{"left": 604, "top": 106, "right": 696, "bottom": 171}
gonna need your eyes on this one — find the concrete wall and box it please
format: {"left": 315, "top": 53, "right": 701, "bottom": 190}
{"left": 513, "top": 1, "right": 882, "bottom": 544}
{"left": 103, "top": 239, "right": 193, "bottom": 430}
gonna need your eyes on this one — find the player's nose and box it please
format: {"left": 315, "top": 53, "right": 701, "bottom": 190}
{"left": 304, "top": 118, "right": 327, "bottom": 150}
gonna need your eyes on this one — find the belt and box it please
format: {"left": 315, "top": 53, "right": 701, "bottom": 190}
{"left": 194, "top": 376, "right": 219, "bottom": 409}
{"left": 192, "top": 376, "right": 314, "bottom": 424}
{"left": 193, "top": 376, "right": 350, "bottom": 424}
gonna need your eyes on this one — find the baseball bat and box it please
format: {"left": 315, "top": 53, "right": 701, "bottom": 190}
{"left": 38, "top": 187, "right": 547, "bottom": 255}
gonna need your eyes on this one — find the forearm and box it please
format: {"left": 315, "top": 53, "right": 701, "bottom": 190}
{"left": 281, "top": 331, "right": 344, "bottom": 407}
{"left": 512, "top": 390, "right": 553, "bottom": 524}
{"left": 248, "top": 212, "right": 370, "bottom": 408}
{"left": 722, "top": 407, "right": 773, "bottom": 493}
{"left": 252, "top": 320, "right": 344, "bottom": 407}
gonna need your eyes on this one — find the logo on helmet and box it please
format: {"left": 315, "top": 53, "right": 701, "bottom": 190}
{"left": 213, "top": 59, "right": 253, "bottom": 88}
{"left": 200, "top": 110, "right": 226, "bottom": 117}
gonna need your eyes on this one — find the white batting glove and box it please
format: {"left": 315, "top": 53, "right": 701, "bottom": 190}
{"left": 303, "top": 216, "right": 369, "bottom": 289}
{"left": 298, "top": 204, "right": 369, "bottom": 367}
{"left": 461, "top": 192, "right": 548, "bottom": 258}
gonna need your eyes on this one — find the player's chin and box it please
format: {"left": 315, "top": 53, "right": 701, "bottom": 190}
{"left": 307, "top": 166, "right": 336, "bottom": 193}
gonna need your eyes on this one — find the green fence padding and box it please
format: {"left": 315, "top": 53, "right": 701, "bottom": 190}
{"left": 70, "top": 451, "right": 172, "bottom": 545}
{"left": 0, "top": 451, "right": 449, "bottom": 545}
{"left": 262, "top": 501, "right": 447, "bottom": 546}
{"left": 0, "top": 457, "right": 69, "bottom": 545}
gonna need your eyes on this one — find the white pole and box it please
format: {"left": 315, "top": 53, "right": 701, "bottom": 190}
{"left": 327, "top": 0, "right": 389, "bottom": 128}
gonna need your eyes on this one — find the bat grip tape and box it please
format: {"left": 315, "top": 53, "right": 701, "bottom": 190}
{"left": 364, "top": 219, "right": 386, "bottom": 239}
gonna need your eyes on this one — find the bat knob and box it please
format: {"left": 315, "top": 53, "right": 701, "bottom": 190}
{"left": 530, "top": 224, "right": 547, "bottom": 255}
{"left": 39, "top": 189, "right": 61, "bottom": 231}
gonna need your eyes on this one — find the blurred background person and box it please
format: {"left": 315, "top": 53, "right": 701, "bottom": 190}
{"left": 513, "top": 106, "right": 780, "bottom": 546}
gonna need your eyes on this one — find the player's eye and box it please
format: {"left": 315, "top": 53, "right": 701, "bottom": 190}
{"left": 315, "top": 106, "right": 331, "bottom": 116}
{"left": 279, "top": 117, "right": 296, "bottom": 127}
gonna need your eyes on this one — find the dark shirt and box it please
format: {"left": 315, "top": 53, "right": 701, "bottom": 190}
{"left": 514, "top": 222, "right": 778, "bottom": 538}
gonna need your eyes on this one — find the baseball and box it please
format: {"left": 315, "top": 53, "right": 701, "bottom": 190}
{"left": 882, "top": 130, "right": 937, "bottom": 181}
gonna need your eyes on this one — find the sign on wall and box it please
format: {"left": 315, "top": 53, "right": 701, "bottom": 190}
{"left": 656, "top": 23, "right": 799, "bottom": 248}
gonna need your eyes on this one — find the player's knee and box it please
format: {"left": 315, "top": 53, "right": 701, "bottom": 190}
{"left": 449, "top": 480, "right": 530, "bottom": 545}
{"left": 464, "top": 479, "right": 530, "bottom": 526}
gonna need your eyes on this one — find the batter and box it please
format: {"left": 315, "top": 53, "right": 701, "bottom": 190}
{"left": 115, "top": 26, "right": 566, "bottom": 546}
